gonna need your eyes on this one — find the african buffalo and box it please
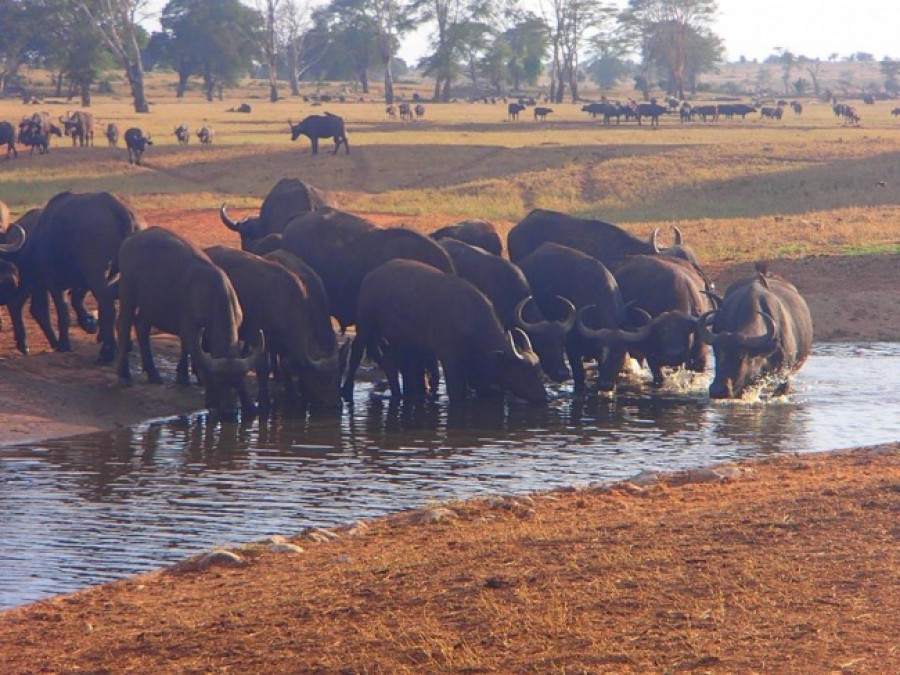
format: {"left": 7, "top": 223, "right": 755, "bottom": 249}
{"left": 0, "top": 121, "right": 18, "bottom": 158}
{"left": 507, "top": 209, "right": 706, "bottom": 279}
{"left": 219, "top": 177, "right": 333, "bottom": 250}
{"left": 341, "top": 259, "right": 546, "bottom": 404}
{"left": 699, "top": 265, "right": 813, "bottom": 399}
{"left": 439, "top": 238, "right": 573, "bottom": 383}
{"left": 18, "top": 114, "right": 61, "bottom": 155}
{"left": 518, "top": 242, "right": 649, "bottom": 393}
{"left": 59, "top": 111, "right": 94, "bottom": 146}
{"left": 8, "top": 192, "right": 142, "bottom": 361}
{"left": 761, "top": 106, "right": 783, "bottom": 120}
{"left": 105, "top": 122, "right": 119, "bottom": 147}
{"left": 581, "top": 103, "right": 606, "bottom": 118}
{"left": 197, "top": 126, "right": 214, "bottom": 144}
{"left": 533, "top": 107, "right": 553, "bottom": 121}
{"left": 116, "top": 227, "right": 261, "bottom": 420}
{"left": 124, "top": 128, "right": 152, "bottom": 165}
{"left": 399, "top": 103, "right": 413, "bottom": 120}
{"left": 635, "top": 102, "right": 668, "bottom": 126}
{"left": 430, "top": 219, "right": 503, "bottom": 256}
{"left": 414, "top": 104, "right": 425, "bottom": 118}
{"left": 693, "top": 104, "right": 718, "bottom": 122}
{"left": 174, "top": 124, "right": 190, "bottom": 145}
{"left": 508, "top": 103, "right": 525, "bottom": 120}
{"left": 0, "top": 221, "right": 28, "bottom": 308}
{"left": 614, "top": 255, "right": 713, "bottom": 387}
{"left": 205, "top": 245, "right": 343, "bottom": 411}
{"left": 289, "top": 112, "right": 349, "bottom": 155}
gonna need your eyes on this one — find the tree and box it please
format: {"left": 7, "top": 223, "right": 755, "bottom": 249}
{"left": 74, "top": 0, "right": 152, "bottom": 112}
{"left": 0, "top": 0, "right": 43, "bottom": 95}
{"left": 773, "top": 47, "right": 796, "bottom": 96}
{"left": 503, "top": 15, "right": 548, "bottom": 91}
{"left": 801, "top": 56, "right": 822, "bottom": 97}
{"left": 880, "top": 58, "right": 900, "bottom": 95}
{"left": 277, "top": 0, "right": 323, "bottom": 96}
{"left": 257, "top": 0, "right": 282, "bottom": 102}
{"left": 620, "top": 0, "right": 719, "bottom": 100}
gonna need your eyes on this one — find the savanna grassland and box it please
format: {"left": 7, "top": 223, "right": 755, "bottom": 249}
{"left": 0, "top": 75, "right": 899, "bottom": 673}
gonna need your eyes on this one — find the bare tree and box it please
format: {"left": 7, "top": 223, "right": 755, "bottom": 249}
{"left": 75, "top": 0, "right": 150, "bottom": 112}
{"left": 278, "top": 0, "right": 324, "bottom": 96}
{"left": 258, "top": 0, "right": 282, "bottom": 102}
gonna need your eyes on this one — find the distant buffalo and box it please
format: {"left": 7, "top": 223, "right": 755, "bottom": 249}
{"left": 289, "top": 112, "right": 349, "bottom": 155}
{"left": 124, "top": 128, "right": 152, "bottom": 165}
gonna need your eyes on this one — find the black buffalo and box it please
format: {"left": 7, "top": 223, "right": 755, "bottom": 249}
{"left": 341, "top": 259, "right": 546, "bottom": 403}
{"left": 8, "top": 192, "right": 142, "bottom": 361}
{"left": 693, "top": 104, "right": 718, "bottom": 122}
{"left": 507, "top": 209, "right": 706, "bottom": 278}
{"left": 220, "top": 177, "right": 333, "bottom": 250}
{"left": 124, "top": 128, "right": 152, "bottom": 165}
{"left": 105, "top": 122, "right": 119, "bottom": 147}
{"left": 59, "top": 110, "right": 94, "bottom": 146}
{"left": 116, "top": 227, "right": 261, "bottom": 420}
{"left": 613, "top": 255, "right": 713, "bottom": 387}
{"left": 414, "top": 104, "right": 425, "bottom": 118}
{"left": 0, "top": 121, "right": 18, "bottom": 158}
{"left": 533, "top": 106, "right": 553, "bottom": 121}
{"left": 439, "top": 238, "right": 573, "bottom": 383}
{"left": 699, "top": 265, "right": 813, "bottom": 399}
{"left": 174, "top": 124, "right": 190, "bottom": 145}
{"left": 197, "top": 126, "right": 214, "bottom": 144}
{"left": 289, "top": 112, "right": 349, "bottom": 155}
{"left": 761, "top": 106, "right": 783, "bottom": 120}
{"left": 508, "top": 103, "right": 525, "bottom": 120}
{"left": 399, "top": 103, "right": 413, "bottom": 120}
{"left": 635, "top": 102, "right": 668, "bottom": 127}
{"left": 518, "top": 242, "right": 649, "bottom": 393}
{"left": 429, "top": 219, "right": 503, "bottom": 256}
{"left": 0, "top": 219, "right": 28, "bottom": 313}
{"left": 205, "top": 245, "right": 343, "bottom": 411}
{"left": 18, "top": 113, "right": 62, "bottom": 155}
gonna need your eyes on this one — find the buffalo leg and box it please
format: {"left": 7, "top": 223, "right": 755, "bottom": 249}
{"left": 70, "top": 288, "right": 98, "bottom": 335}
{"left": 568, "top": 346, "right": 586, "bottom": 394}
{"left": 310, "top": 137, "right": 319, "bottom": 156}
{"left": 48, "top": 287, "right": 73, "bottom": 352}
{"left": 29, "top": 288, "right": 61, "bottom": 351}
{"left": 135, "top": 318, "right": 162, "bottom": 384}
{"left": 8, "top": 294, "right": 30, "bottom": 355}
{"left": 82, "top": 267, "right": 118, "bottom": 363}
{"left": 115, "top": 290, "right": 137, "bottom": 386}
{"left": 255, "top": 348, "right": 271, "bottom": 413}
{"left": 441, "top": 357, "right": 469, "bottom": 402}
{"left": 341, "top": 335, "right": 367, "bottom": 402}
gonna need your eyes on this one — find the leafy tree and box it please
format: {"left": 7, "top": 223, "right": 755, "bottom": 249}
{"left": 880, "top": 58, "right": 900, "bottom": 95}
{"left": 620, "top": 0, "right": 719, "bottom": 100}
{"left": 585, "top": 47, "right": 632, "bottom": 90}
{"left": 0, "top": 0, "right": 42, "bottom": 95}
{"left": 503, "top": 15, "right": 548, "bottom": 91}
{"left": 543, "top": 0, "right": 614, "bottom": 103}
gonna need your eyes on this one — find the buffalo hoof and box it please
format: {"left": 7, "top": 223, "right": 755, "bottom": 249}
{"left": 16, "top": 343, "right": 29, "bottom": 356}
{"left": 97, "top": 344, "right": 116, "bottom": 364}
{"left": 79, "top": 315, "right": 99, "bottom": 334}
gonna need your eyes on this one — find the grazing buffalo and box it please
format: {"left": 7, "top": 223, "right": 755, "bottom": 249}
{"left": 174, "top": 124, "right": 190, "bottom": 144}
{"left": 581, "top": 103, "right": 605, "bottom": 118}
{"left": 635, "top": 102, "right": 668, "bottom": 126}
{"left": 507, "top": 209, "right": 706, "bottom": 279}
{"left": 429, "top": 219, "right": 503, "bottom": 256}
{"left": 105, "top": 122, "right": 119, "bottom": 147}
{"left": 197, "top": 126, "right": 214, "bottom": 144}
{"left": 342, "top": 259, "right": 546, "bottom": 404}
{"left": 284, "top": 214, "right": 452, "bottom": 331}
{"left": 518, "top": 243, "right": 650, "bottom": 393}
{"left": 533, "top": 106, "right": 553, "bottom": 121}
{"left": 761, "top": 106, "right": 783, "bottom": 120}
{"left": 124, "top": 128, "right": 152, "bottom": 165}
{"left": 507, "top": 103, "right": 525, "bottom": 120}
{"left": 699, "top": 265, "right": 813, "bottom": 399}
{"left": 439, "top": 238, "right": 573, "bottom": 382}
{"left": 59, "top": 111, "right": 94, "bottom": 146}
{"left": 0, "top": 121, "right": 18, "bottom": 158}
{"left": 205, "top": 246, "right": 343, "bottom": 411}
{"left": 289, "top": 112, "right": 349, "bottom": 155}
{"left": 414, "top": 104, "right": 425, "bottom": 118}
{"left": 9, "top": 192, "right": 142, "bottom": 361}
{"left": 220, "top": 177, "right": 333, "bottom": 250}
{"left": 614, "top": 255, "right": 713, "bottom": 387}
{"left": 117, "top": 227, "right": 261, "bottom": 420}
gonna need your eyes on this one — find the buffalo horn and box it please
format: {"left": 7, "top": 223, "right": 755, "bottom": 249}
{"left": 698, "top": 310, "right": 777, "bottom": 351}
{"left": 702, "top": 290, "right": 724, "bottom": 309}
{"left": 514, "top": 296, "right": 540, "bottom": 329}
{"left": 219, "top": 203, "right": 240, "bottom": 231}
{"left": 576, "top": 305, "right": 653, "bottom": 345}
{"left": 237, "top": 330, "right": 265, "bottom": 372}
{"left": 651, "top": 227, "right": 661, "bottom": 253}
{"left": 0, "top": 224, "right": 26, "bottom": 253}
{"left": 197, "top": 329, "right": 265, "bottom": 376}
{"left": 736, "top": 311, "right": 777, "bottom": 351}
{"left": 671, "top": 225, "right": 683, "bottom": 245}
{"left": 555, "top": 295, "right": 576, "bottom": 332}
{"left": 507, "top": 327, "right": 533, "bottom": 361}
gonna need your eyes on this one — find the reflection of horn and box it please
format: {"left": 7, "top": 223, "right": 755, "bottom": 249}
{"left": 576, "top": 305, "right": 653, "bottom": 344}
{"left": 0, "top": 224, "right": 26, "bottom": 253}
{"left": 219, "top": 203, "right": 240, "bottom": 231}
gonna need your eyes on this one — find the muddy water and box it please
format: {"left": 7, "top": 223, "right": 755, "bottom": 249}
{"left": 1, "top": 343, "right": 898, "bottom": 609}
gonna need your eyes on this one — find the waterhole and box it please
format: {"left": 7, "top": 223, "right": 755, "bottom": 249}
{"left": 1, "top": 342, "right": 897, "bottom": 609}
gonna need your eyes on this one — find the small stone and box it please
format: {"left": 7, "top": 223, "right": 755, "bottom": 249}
{"left": 199, "top": 549, "right": 244, "bottom": 569}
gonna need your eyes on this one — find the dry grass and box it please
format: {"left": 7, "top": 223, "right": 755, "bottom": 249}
{"left": 0, "top": 446, "right": 896, "bottom": 673}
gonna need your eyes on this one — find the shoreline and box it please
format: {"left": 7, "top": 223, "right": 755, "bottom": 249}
{"left": 1, "top": 443, "right": 897, "bottom": 672}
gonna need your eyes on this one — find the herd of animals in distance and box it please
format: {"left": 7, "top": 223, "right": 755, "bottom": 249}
{"left": 0, "top": 173, "right": 813, "bottom": 421}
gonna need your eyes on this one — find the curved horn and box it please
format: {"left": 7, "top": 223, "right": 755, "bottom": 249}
{"left": 651, "top": 227, "right": 661, "bottom": 253}
{"left": 219, "top": 203, "right": 240, "bottom": 231}
{"left": 514, "top": 296, "right": 541, "bottom": 329}
{"left": 576, "top": 305, "right": 653, "bottom": 345}
{"left": 196, "top": 328, "right": 221, "bottom": 375}
{"left": 735, "top": 311, "right": 777, "bottom": 352}
{"left": 555, "top": 295, "right": 576, "bottom": 332}
{"left": 507, "top": 327, "right": 533, "bottom": 361}
{"left": 0, "top": 224, "right": 26, "bottom": 253}
{"left": 237, "top": 330, "right": 265, "bottom": 372}
{"left": 702, "top": 290, "right": 724, "bottom": 309}
{"left": 671, "top": 224, "right": 683, "bottom": 245}
{"left": 697, "top": 310, "right": 721, "bottom": 346}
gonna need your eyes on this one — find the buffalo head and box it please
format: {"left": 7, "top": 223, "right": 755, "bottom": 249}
{"left": 699, "top": 310, "right": 777, "bottom": 399}
{"left": 514, "top": 295, "right": 574, "bottom": 383}
{"left": 196, "top": 329, "right": 264, "bottom": 420}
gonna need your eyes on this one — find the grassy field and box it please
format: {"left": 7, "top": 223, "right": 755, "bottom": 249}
{"left": 1, "top": 72, "right": 899, "bottom": 264}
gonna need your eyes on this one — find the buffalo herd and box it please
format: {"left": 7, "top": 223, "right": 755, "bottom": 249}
{"left": 0, "top": 179, "right": 814, "bottom": 421}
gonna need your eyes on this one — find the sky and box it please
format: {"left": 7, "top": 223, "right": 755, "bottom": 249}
{"left": 139, "top": 0, "right": 899, "bottom": 66}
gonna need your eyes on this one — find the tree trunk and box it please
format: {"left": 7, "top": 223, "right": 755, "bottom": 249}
{"left": 80, "top": 81, "right": 91, "bottom": 107}
{"left": 127, "top": 63, "right": 149, "bottom": 113}
{"left": 55, "top": 71, "right": 64, "bottom": 97}
{"left": 441, "top": 78, "right": 451, "bottom": 102}
{"left": 432, "top": 78, "right": 441, "bottom": 102}
{"left": 287, "top": 43, "right": 300, "bottom": 96}
{"left": 380, "top": 38, "right": 394, "bottom": 104}
{"left": 176, "top": 68, "right": 190, "bottom": 98}
{"left": 359, "top": 69, "right": 369, "bottom": 94}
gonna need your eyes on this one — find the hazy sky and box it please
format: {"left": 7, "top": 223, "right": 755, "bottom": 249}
{"left": 140, "top": 0, "right": 898, "bottom": 65}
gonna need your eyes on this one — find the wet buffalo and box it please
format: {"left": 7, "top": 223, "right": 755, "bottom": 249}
{"left": 205, "top": 245, "right": 343, "bottom": 411}
{"left": 289, "top": 112, "right": 349, "bottom": 155}
{"left": 341, "top": 259, "right": 546, "bottom": 403}
{"left": 699, "top": 265, "right": 813, "bottom": 399}
{"left": 439, "top": 238, "right": 573, "bottom": 382}
{"left": 219, "top": 177, "right": 333, "bottom": 250}
{"left": 430, "top": 219, "right": 503, "bottom": 256}
{"left": 116, "top": 227, "right": 261, "bottom": 420}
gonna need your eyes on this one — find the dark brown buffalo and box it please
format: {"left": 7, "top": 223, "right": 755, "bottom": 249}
{"left": 342, "top": 259, "right": 546, "bottom": 404}
{"left": 288, "top": 112, "right": 349, "bottom": 155}
{"left": 205, "top": 245, "right": 343, "bottom": 411}
{"left": 220, "top": 177, "right": 333, "bottom": 250}
{"left": 18, "top": 113, "right": 62, "bottom": 155}
{"left": 0, "top": 219, "right": 28, "bottom": 317}
{"left": 430, "top": 219, "right": 503, "bottom": 256}
{"left": 614, "top": 255, "right": 713, "bottom": 387}
{"left": 59, "top": 110, "right": 94, "bottom": 146}
{"left": 174, "top": 124, "right": 190, "bottom": 145}
{"left": 116, "top": 227, "right": 261, "bottom": 420}
{"left": 0, "top": 121, "right": 18, "bottom": 158}
{"left": 699, "top": 265, "right": 813, "bottom": 399}
{"left": 507, "top": 208, "right": 708, "bottom": 282}
{"left": 197, "top": 126, "right": 214, "bottom": 144}
{"left": 439, "top": 238, "right": 573, "bottom": 382}
{"left": 124, "top": 128, "right": 152, "bottom": 165}
{"left": 105, "top": 122, "right": 119, "bottom": 147}
{"left": 9, "top": 192, "right": 142, "bottom": 361}
{"left": 518, "top": 243, "right": 650, "bottom": 393}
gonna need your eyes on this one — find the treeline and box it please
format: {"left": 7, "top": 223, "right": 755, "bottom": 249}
{"left": 0, "top": 0, "right": 725, "bottom": 111}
